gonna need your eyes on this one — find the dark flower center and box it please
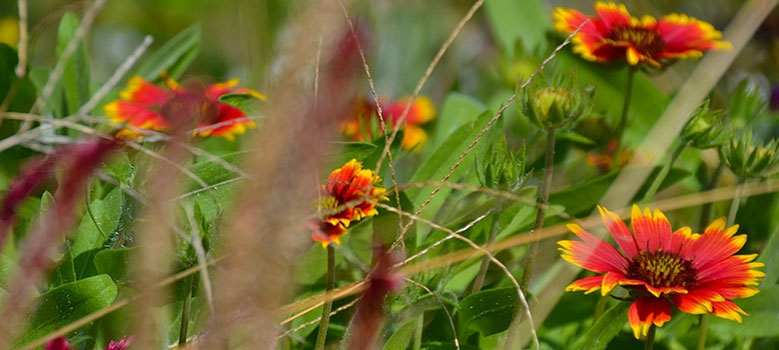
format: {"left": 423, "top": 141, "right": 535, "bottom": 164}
{"left": 610, "top": 25, "right": 665, "bottom": 57}
{"left": 626, "top": 250, "right": 697, "bottom": 288}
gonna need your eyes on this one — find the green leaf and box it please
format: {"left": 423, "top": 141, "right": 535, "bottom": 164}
{"left": 15, "top": 274, "right": 118, "bottom": 346}
{"left": 0, "top": 253, "right": 18, "bottom": 289}
{"left": 458, "top": 286, "right": 517, "bottom": 337}
{"left": 327, "top": 141, "right": 380, "bottom": 171}
{"left": 56, "top": 12, "right": 91, "bottom": 116}
{"left": 71, "top": 188, "right": 123, "bottom": 279}
{"left": 134, "top": 23, "right": 201, "bottom": 81}
{"left": 383, "top": 319, "right": 418, "bottom": 350}
{"left": 187, "top": 151, "right": 246, "bottom": 192}
{"left": 428, "top": 93, "right": 487, "bottom": 152}
{"left": 557, "top": 131, "right": 596, "bottom": 145}
{"left": 217, "top": 93, "right": 264, "bottom": 115}
{"left": 708, "top": 284, "right": 779, "bottom": 338}
{"left": 757, "top": 226, "right": 779, "bottom": 284}
{"left": 93, "top": 248, "right": 136, "bottom": 286}
{"left": 483, "top": 0, "right": 549, "bottom": 55}
{"left": 570, "top": 302, "right": 629, "bottom": 350}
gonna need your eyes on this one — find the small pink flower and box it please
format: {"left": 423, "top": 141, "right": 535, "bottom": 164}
{"left": 105, "top": 335, "right": 134, "bottom": 350}
{"left": 44, "top": 337, "right": 72, "bottom": 350}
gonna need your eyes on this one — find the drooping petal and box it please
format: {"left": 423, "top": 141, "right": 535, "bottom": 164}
{"left": 628, "top": 296, "right": 672, "bottom": 339}
{"left": 670, "top": 288, "right": 724, "bottom": 314}
{"left": 710, "top": 299, "right": 748, "bottom": 323}
{"left": 196, "top": 103, "right": 256, "bottom": 140}
{"left": 401, "top": 125, "right": 428, "bottom": 152}
{"left": 103, "top": 100, "right": 169, "bottom": 130}
{"left": 597, "top": 205, "right": 638, "bottom": 259}
{"left": 559, "top": 223, "right": 628, "bottom": 274}
{"left": 566, "top": 275, "right": 604, "bottom": 294}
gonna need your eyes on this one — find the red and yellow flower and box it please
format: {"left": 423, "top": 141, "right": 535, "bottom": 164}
{"left": 103, "top": 76, "right": 264, "bottom": 141}
{"left": 553, "top": 2, "right": 730, "bottom": 67}
{"left": 559, "top": 205, "right": 763, "bottom": 338}
{"left": 311, "top": 159, "right": 388, "bottom": 247}
{"left": 341, "top": 96, "right": 436, "bottom": 151}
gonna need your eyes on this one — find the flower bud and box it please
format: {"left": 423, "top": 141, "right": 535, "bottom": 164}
{"left": 476, "top": 138, "right": 527, "bottom": 191}
{"left": 720, "top": 132, "right": 779, "bottom": 179}
{"left": 520, "top": 71, "right": 595, "bottom": 130}
{"left": 681, "top": 100, "right": 729, "bottom": 149}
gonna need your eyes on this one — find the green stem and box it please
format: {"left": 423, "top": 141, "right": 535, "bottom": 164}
{"left": 413, "top": 314, "right": 424, "bottom": 350}
{"left": 727, "top": 177, "right": 745, "bottom": 227}
{"left": 642, "top": 141, "right": 686, "bottom": 203}
{"left": 178, "top": 275, "right": 194, "bottom": 348}
{"left": 472, "top": 199, "right": 503, "bottom": 293}
{"left": 696, "top": 314, "right": 709, "bottom": 350}
{"left": 315, "top": 245, "right": 336, "bottom": 350}
{"left": 645, "top": 325, "right": 657, "bottom": 350}
{"left": 698, "top": 163, "right": 724, "bottom": 230}
{"left": 591, "top": 294, "right": 609, "bottom": 325}
{"left": 612, "top": 67, "right": 636, "bottom": 169}
{"left": 520, "top": 128, "right": 556, "bottom": 292}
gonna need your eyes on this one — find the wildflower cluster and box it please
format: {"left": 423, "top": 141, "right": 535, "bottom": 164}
{"left": 310, "top": 159, "right": 389, "bottom": 247}
{"left": 104, "top": 76, "right": 264, "bottom": 141}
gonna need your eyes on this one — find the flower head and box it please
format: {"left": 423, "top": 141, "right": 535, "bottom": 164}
{"left": 311, "top": 159, "right": 388, "bottom": 247}
{"left": 559, "top": 205, "right": 763, "bottom": 339}
{"left": 341, "top": 96, "right": 436, "bottom": 151}
{"left": 104, "top": 335, "right": 134, "bottom": 350}
{"left": 553, "top": 2, "right": 730, "bottom": 67}
{"left": 104, "top": 76, "right": 264, "bottom": 141}
{"left": 45, "top": 337, "right": 72, "bottom": 350}
{"left": 720, "top": 132, "right": 779, "bottom": 179}
{"left": 682, "top": 100, "right": 728, "bottom": 150}
{"left": 520, "top": 71, "right": 595, "bottom": 130}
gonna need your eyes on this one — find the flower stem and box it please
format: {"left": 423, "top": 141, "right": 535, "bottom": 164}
{"left": 178, "top": 275, "right": 194, "bottom": 348}
{"left": 641, "top": 141, "right": 686, "bottom": 203}
{"left": 520, "top": 128, "right": 556, "bottom": 292}
{"left": 591, "top": 294, "right": 609, "bottom": 325}
{"left": 315, "top": 245, "right": 336, "bottom": 350}
{"left": 472, "top": 199, "right": 503, "bottom": 293}
{"left": 645, "top": 325, "right": 657, "bottom": 350}
{"left": 698, "top": 163, "right": 724, "bottom": 230}
{"left": 727, "top": 177, "right": 745, "bottom": 227}
{"left": 696, "top": 314, "right": 709, "bottom": 350}
{"left": 613, "top": 67, "right": 636, "bottom": 169}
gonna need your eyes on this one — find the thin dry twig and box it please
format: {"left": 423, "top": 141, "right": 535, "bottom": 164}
{"left": 375, "top": 0, "right": 486, "bottom": 174}
{"left": 27, "top": 0, "right": 107, "bottom": 117}
{"left": 390, "top": 19, "right": 588, "bottom": 251}
{"left": 15, "top": 0, "right": 28, "bottom": 78}
{"left": 377, "top": 203, "right": 540, "bottom": 350}
{"left": 405, "top": 278, "right": 460, "bottom": 350}
{"left": 277, "top": 298, "right": 361, "bottom": 339}
{"left": 0, "top": 34, "right": 153, "bottom": 153}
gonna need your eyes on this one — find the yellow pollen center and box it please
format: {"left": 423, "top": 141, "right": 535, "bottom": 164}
{"left": 610, "top": 25, "right": 665, "bottom": 57}
{"left": 626, "top": 250, "right": 697, "bottom": 289}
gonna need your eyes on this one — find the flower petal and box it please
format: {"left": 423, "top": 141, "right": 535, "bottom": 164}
{"left": 119, "top": 76, "right": 170, "bottom": 105}
{"left": 683, "top": 217, "right": 747, "bottom": 270}
{"left": 559, "top": 224, "right": 628, "bottom": 273}
{"left": 594, "top": 2, "right": 633, "bottom": 29}
{"left": 628, "top": 296, "right": 672, "bottom": 339}
{"left": 630, "top": 205, "right": 674, "bottom": 253}
{"left": 710, "top": 299, "right": 748, "bottom": 323}
{"left": 597, "top": 205, "right": 638, "bottom": 259}
{"left": 566, "top": 275, "right": 604, "bottom": 294}
{"left": 657, "top": 13, "right": 731, "bottom": 59}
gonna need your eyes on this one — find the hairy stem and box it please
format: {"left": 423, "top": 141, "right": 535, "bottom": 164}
{"left": 613, "top": 67, "right": 636, "bottom": 168}
{"left": 591, "top": 294, "right": 609, "bottom": 325}
{"left": 178, "top": 275, "right": 194, "bottom": 348}
{"left": 315, "top": 245, "right": 336, "bottom": 350}
{"left": 696, "top": 314, "right": 709, "bottom": 350}
{"left": 472, "top": 199, "right": 503, "bottom": 293}
{"left": 642, "top": 141, "right": 686, "bottom": 203}
{"left": 645, "top": 325, "right": 657, "bottom": 350}
{"left": 520, "top": 128, "right": 556, "bottom": 291}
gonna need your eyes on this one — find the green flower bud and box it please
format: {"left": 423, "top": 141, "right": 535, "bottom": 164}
{"left": 520, "top": 71, "right": 595, "bottom": 130}
{"left": 681, "top": 100, "right": 729, "bottom": 149}
{"left": 476, "top": 138, "right": 528, "bottom": 191}
{"left": 719, "top": 132, "right": 779, "bottom": 179}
